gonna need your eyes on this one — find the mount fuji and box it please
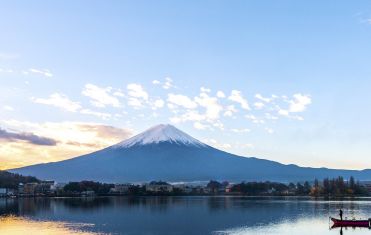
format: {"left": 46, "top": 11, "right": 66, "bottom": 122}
{"left": 10, "top": 124, "right": 371, "bottom": 182}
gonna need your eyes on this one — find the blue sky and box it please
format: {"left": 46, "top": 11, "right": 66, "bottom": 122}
{"left": 1, "top": 1, "right": 371, "bottom": 169}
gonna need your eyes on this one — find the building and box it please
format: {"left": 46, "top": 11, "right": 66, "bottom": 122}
{"left": 225, "top": 184, "right": 234, "bottom": 193}
{"left": 36, "top": 181, "right": 55, "bottom": 195}
{"left": 110, "top": 184, "right": 132, "bottom": 194}
{"left": 146, "top": 182, "right": 173, "bottom": 193}
{"left": 174, "top": 184, "right": 193, "bottom": 194}
{"left": 23, "top": 183, "right": 38, "bottom": 196}
{"left": 18, "top": 183, "right": 24, "bottom": 194}
{"left": 52, "top": 182, "right": 67, "bottom": 191}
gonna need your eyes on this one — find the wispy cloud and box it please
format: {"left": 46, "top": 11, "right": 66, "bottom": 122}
{"left": 0, "top": 120, "right": 133, "bottom": 169}
{"left": 288, "top": 94, "right": 311, "bottom": 112}
{"left": 168, "top": 94, "right": 197, "bottom": 109}
{"left": 228, "top": 90, "right": 250, "bottom": 110}
{"left": 28, "top": 68, "right": 53, "bottom": 78}
{"left": 162, "top": 77, "right": 174, "bottom": 89}
{"left": 80, "top": 109, "right": 112, "bottom": 120}
{"left": 31, "top": 93, "right": 81, "bottom": 112}
{"left": 231, "top": 128, "right": 250, "bottom": 133}
{"left": 2, "top": 105, "right": 14, "bottom": 111}
{"left": 194, "top": 92, "right": 223, "bottom": 121}
{"left": 82, "top": 83, "right": 121, "bottom": 108}
{"left": 216, "top": 91, "right": 226, "bottom": 98}
{"left": 0, "top": 53, "right": 19, "bottom": 60}
{"left": 0, "top": 128, "right": 57, "bottom": 146}
{"left": 127, "top": 83, "right": 149, "bottom": 108}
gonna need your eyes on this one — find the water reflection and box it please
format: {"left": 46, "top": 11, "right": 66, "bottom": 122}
{"left": 1, "top": 196, "right": 371, "bottom": 235}
{"left": 0, "top": 215, "right": 101, "bottom": 235}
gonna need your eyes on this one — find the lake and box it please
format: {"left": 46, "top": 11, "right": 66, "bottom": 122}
{"left": 1, "top": 196, "right": 371, "bottom": 235}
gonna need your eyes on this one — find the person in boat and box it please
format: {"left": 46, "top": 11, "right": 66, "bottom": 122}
{"left": 339, "top": 209, "right": 343, "bottom": 220}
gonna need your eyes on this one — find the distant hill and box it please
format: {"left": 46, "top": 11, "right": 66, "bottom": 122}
{"left": 0, "top": 170, "right": 39, "bottom": 189}
{"left": 9, "top": 124, "right": 371, "bottom": 183}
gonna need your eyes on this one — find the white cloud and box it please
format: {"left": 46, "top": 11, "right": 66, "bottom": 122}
{"left": 265, "top": 127, "right": 274, "bottom": 134}
{"left": 223, "top": 105, "right": 238, "bottom": 117}
{"left": 80, "top": 109, "right": 112, "bottom": 120}
{"left": 254, "top": 102, "right": 265, "bottom": 109}
{"left": 167, "top": 94, "right": 197, "bottom": 109}
{"left": 216, "top": 91, "right": 226, "bottom": 98}
{"left": 289, "top": 94, "right": 311, "bottom": 112}
{"left": 228, "top": 90, "right": 250, "bottom": 110}
{"left": 167, "top": 103, "right": 177, "bottom": 110}
{"left": 127, "top": 83, "right": 149, "bottom": 108}
{"left": 153, "top": 99, "right": 165, "bottom": 109}
{"left": 245, "top": 114, "right": 257, "bottom": 120}
{"left": 169, "top": 116, "right": 182, "bottom": 123}
{"left": 162, "top": 77, "right": 174, "bottom": 89}
{"left": 292, "top": 115, "right": 304, "bottom": 121}
{"left": 231, "top": 128, "right": 250, "bottom": 133}
{"left": 3, "top": 105, "right": 14, "bottom": 111}
{"left": 194, "top": 93, "right": 223, "bottom": 120}
{"left": 212, "top": 120, "right": 224, "bottom": 130}
{"left": 113, "top": 90, "right": 125, "bottom": 97}
{"left": 169, "top": 110, "right": 207, "bottom": 124}
{"left": 32, "top": 93, "right": 81, "bottom": 112}
{"left": 127, "top": 98, "right": 143, "bottom": 108}
{"left": 82, "top": 84, "right": 121, "bottom": 108}
{"left": 245, "top": 114, "right": 265, "bottom": 124}
{"left": 29, "top": 68, "right": 53, "bottom": 78}
{"left": 255, "top": 94, "right": 271, "bottom": 103}
{"left": 278, "top": 109, "right": 289, "bottom": 116}
{"left": 265, "top": 113, "right": 278, "bottom": 120}
{"left": 193, "top": 122, "right": 209, "bottom": 130}
{"left": 200, "top": 87, "right": 211, "bottom": 93}
{"left": 203, "top": 138, "right": 232, "bottom": 150}
{"left": 239, "top": 143, "right": 254, "bottom": 149}
{"left": 152, "top": 80, "right": 160, "bottom": 85}
{"left": 127, "top": 83, "right": 149, "bottom": 100}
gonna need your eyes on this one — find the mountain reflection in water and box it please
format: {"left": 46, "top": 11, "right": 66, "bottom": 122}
{"left": 1, "top": 196, "right": 371, "bottom": 235}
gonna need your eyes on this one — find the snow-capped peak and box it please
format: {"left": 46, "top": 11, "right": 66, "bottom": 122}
{"left": 113, "top": 124, "right": 206, "bottom": 148}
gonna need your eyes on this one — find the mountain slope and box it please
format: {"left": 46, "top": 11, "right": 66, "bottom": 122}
{"left": 9, "top": 124, "right": 371, "bottom": 182}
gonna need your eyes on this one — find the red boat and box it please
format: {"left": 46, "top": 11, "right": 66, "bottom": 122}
{"left": 331, "top": 217, "right": 370, "bottom": 228}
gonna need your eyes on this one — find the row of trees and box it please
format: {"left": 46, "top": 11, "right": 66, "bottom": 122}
{"left": 228, "top": 177, "right": 368, "bottom": 196}
{"left": 63, "top": 181, "right": 114, "bottom": 194}
{"left": 0, "top": 170, "right": 368, "bottom": 197}
{"left": 0, "top": 170, "right": 39, "bottom": 189}
{"left": 230, "top": 181, "right": 294, "bottom": 195}
{"left": 310, "top": 176, "right": 367, "bottom": 196}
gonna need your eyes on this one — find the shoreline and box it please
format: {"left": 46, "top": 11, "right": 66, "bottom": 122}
{"left": 2, "top": 195, "right": 371, "bottom": 200}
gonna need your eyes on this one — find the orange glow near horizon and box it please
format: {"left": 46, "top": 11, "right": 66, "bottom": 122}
{"left": 0, "top": 215, "right": 101, "bottom": 235}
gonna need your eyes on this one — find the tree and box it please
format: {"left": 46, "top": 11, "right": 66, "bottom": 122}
{"left": 349, "top": 176, "right": 355, "bottom": 190}
{"left": 303, "top": 181, "right": 311, "bottom": 194}
{"left": 0, "top": 170, "right": 39, "bottom": 189}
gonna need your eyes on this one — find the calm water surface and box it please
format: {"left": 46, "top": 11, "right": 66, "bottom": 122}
{"left": 1, "top": 196, "right": 371, "bottom": 235}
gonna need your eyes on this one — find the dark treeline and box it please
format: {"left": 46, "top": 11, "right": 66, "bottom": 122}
{"left": 310, "top": 176, "right": 367, "bottom": 196}
{"left": 0, "top": 170, "right": 368, "bottom": 197}
{"left": 230, "top": 181, "right": 306, "bottom": 195}
{"left": 230, "top": 176, "right": 368, "bottom": 196}
{"left": 63, "top": 181, "right": 114, "bottom": 194}
{"left": 0, "top": 170, "right": 39, "bottom": 189}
